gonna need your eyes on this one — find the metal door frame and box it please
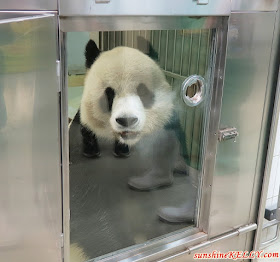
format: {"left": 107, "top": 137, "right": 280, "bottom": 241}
{"left": 59, "top": 15, "right": 230, "bottom": 262}
{"left": 58, "top": 0, "right": 231, "bottom": 17}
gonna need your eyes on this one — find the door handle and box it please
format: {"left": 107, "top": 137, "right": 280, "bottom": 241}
{"left": 197, "top": 0, "right": 209, "bottom": 5}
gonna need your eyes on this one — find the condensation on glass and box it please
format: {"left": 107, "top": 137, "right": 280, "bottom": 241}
{"left": 68, "top": 28, "right": 217, "bottom": 261}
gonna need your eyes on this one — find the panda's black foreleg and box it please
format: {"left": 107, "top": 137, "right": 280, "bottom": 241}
{"left": 113, "top": 140, "right": 130, "bottom": 158}
{"left": 80, "top": 125, "right": 101, "bottom": 158}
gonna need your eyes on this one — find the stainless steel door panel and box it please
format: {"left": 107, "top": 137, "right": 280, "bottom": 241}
{"left": 231, "top": 0, "right": 279, "bottom": 11}
{"left": 208, "top": 12, "right": 277, "bottom": 237}
{"left": 60, "top": 16, "right": 223, "bottom": 32}
{"left": 0, "top": 14, "right": 62, "bottom": 262}
{"left": 59, "top": 0, "right": 231, "bottom": 16}
{"left": 0, "top": 0, "right": 57, "bottom": 11}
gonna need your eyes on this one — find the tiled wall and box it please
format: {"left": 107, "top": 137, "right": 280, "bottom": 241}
{"left": 266, "top": 115, "right": 280, "bottom": 210}
{"left": 262, "top": 90, "right": 280, "bottom": 244}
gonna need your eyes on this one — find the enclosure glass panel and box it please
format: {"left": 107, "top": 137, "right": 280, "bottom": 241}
{"left": 67, "top": 28, "right": 216, "bottom": 261}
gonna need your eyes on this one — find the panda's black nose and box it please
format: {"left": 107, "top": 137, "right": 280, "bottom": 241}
{"left": 116, "top": 117, "right": 138, "bottom": 127}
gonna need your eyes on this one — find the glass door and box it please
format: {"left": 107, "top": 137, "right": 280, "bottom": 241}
{"left": 61, "top": 16, "right": 228, "bottom": 262}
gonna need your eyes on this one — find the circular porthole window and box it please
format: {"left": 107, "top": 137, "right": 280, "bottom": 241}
{"left": 181, "top": 75, "right": 206, "bottom": 107}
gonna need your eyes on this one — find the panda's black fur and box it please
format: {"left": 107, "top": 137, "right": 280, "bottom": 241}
{"left": 85, "top": 40, "right": 101, "bottom": 69}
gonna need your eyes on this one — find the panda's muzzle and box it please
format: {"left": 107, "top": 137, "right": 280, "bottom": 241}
{"left": 116, "top": 117, "right": 138, "bottom": 128}
{"left": 114, "top": 117, "right": 140, "bottom": 140}
{"left": 110, "top": 95, "right": 145, "bottom": 143}
{"left": 119, "top": 131, "right": 139, "bottom": 140}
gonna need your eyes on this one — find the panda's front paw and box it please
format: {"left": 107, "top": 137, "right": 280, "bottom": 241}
{"left": 113, "top": 141, "right": 130, "bottom": 158}
{"left": 81, "top": 125, "right": 101, "bottom": 158}
{"left": 82, "top": 141, "right": 101, "bottom": 158}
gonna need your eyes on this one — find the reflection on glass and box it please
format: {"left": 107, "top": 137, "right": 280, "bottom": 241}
{"left": 68, "top": 29, "right": 215, "bottom": 261}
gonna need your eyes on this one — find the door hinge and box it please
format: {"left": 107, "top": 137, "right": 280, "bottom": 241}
{"left": 56, "top": 60, "right": 61, "bottom": 93}
{"left": 61, "top": 233, "right": 64, "bottom": 248}
{"left": 61, "top": 233, "right": 64, "bottom": 261}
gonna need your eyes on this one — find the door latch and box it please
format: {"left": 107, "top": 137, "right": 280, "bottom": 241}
{"left": 218, "top": 127, "right": 239, "bottom": 142}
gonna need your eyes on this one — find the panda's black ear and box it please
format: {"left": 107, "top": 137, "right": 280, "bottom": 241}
{"left": 85, "top": 40, "right": 101, "bottom": 69}
{"left": 137, "top": 36, "right": 158, "bottom": 62}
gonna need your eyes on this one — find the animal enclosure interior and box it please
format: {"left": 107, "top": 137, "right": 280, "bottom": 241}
{"left": 67, "top": 28, "right": 216, "bottom": 261}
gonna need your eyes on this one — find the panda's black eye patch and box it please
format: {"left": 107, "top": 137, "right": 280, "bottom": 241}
{"left": 137, "top": 83, "right": 155, "bottom": 109}
{"left": 99, "top": 87, "right": 115, "bottom": 113}
{"left": 105, "top": 87, "right": 115, "bottom": 111}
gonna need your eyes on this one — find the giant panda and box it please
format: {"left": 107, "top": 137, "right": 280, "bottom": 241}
{"left": 79, "top": 40, "right": 174, "bottom": 159}
{"left": 75, "top": 40, "right": 195, "bottom": 224}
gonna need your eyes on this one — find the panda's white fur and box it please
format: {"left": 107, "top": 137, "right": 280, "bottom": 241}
{"left": 80, "top": 46, "right": 174, "bottom": 145}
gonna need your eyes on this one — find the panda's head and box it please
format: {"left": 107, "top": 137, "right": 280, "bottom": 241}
{"left": 81, "top": 40, "right": 174, "bottom": 145}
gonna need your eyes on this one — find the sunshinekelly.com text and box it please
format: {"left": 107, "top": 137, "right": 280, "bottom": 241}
{"left": 193, "top": 250, "right": 279, "bottom": 260}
